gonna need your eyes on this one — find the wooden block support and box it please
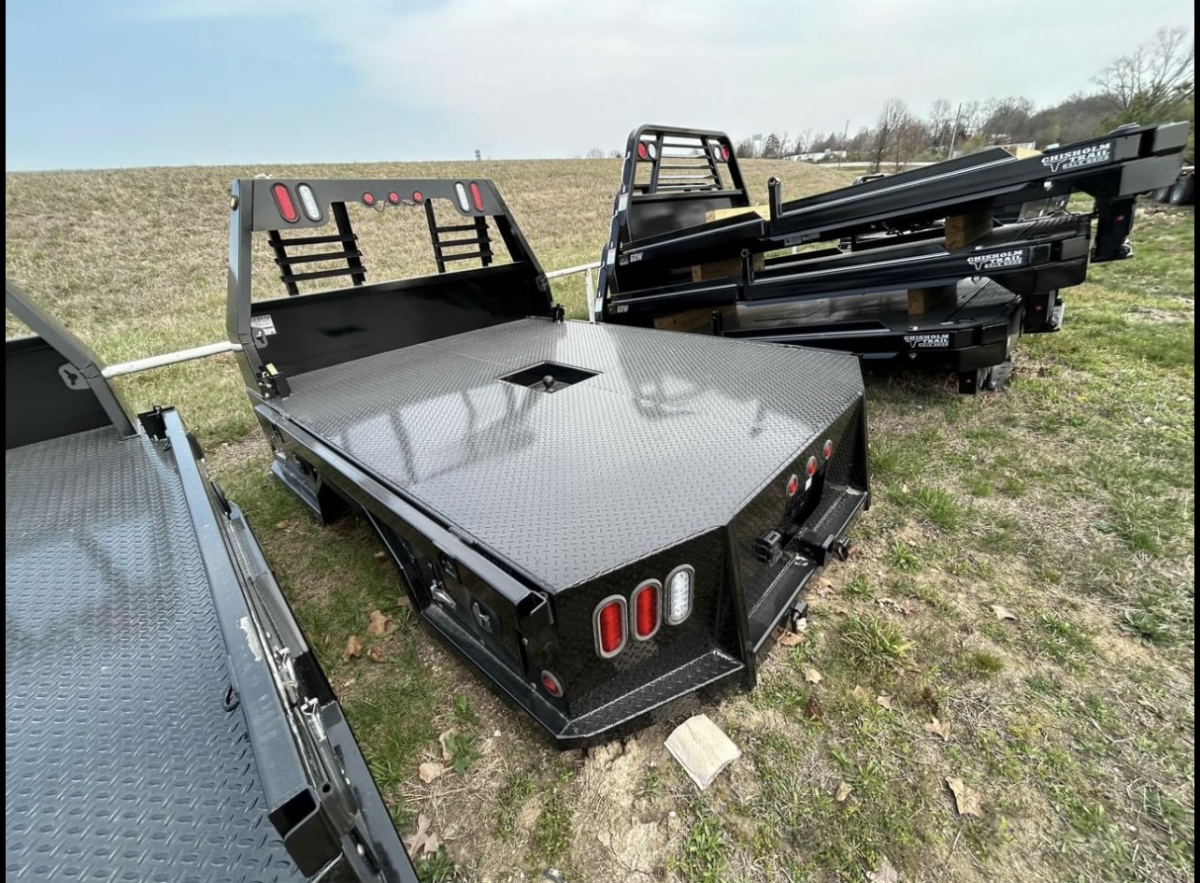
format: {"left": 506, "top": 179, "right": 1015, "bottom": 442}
{"left": 690, "top": 254, "right": 765, "bottom": 283}
{"left": 944, "top": 210, "right": 995, "bottom": 250}
{"left": 704, "top": 205, "right": 771, "bottom": 223}
{"left": 908, "top": 285, "right": 959, "bottom": 316}
{"left": 652, "top": 305, "right": 735, "bottom": 334}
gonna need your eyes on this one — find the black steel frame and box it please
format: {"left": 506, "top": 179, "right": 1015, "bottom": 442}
{"left": 594, "top": 122, "right": 1189, "bottom": 390}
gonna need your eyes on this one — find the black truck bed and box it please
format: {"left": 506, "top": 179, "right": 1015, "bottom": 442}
{"left": 6, "top": 427, "right": 303, "bottom": 883}
{"left": 279, "top": 317, "right": 862, "bottom": 590}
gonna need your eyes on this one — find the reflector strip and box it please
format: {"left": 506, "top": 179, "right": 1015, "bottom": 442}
{"left": 631, "top": 580, "right": 662, "bottom": 640}
{"left": 272, "top": 184, "right": 299, "bottom": 223}
{"left": 594, "top": 596, "right": 627, "bottom": 658}
{"left": 469, "top": 182, "right": 485, "bottom": 211}
{"left": 665, "top": 565, "right": 694, "bottom": 626}
{"left": 455, "top": 182, "right": 471, "bottom": 212}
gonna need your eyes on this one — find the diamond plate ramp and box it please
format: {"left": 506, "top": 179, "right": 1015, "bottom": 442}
{"left": 5, "top": 428, "right": 304, "bottom": 883}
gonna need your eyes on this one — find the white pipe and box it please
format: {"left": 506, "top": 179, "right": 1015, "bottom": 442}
{"left": 545, "top": 261, "right": 601, "bottom": 279}
{"left": 102, "top": 341, "right": 242, "bottom": 378}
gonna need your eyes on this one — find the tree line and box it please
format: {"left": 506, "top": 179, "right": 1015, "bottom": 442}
{"left": 735, "top": 27, "right": 1194, "bottom": 169}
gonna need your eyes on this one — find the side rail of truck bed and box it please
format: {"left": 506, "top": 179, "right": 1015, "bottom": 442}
{"left": 5, "top": 282, "right": 417, "bottom": 883}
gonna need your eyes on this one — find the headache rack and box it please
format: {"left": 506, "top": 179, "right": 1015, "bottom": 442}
{"left": 594, "top": 122, "right": 1189, "bottom": 391}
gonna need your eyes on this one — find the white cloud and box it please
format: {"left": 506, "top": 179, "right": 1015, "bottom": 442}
{"left": 145, "top": 0, "right": 1195, "bottom": 156}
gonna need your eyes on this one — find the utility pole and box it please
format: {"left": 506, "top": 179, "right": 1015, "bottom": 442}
{"left": 946, "top": 103, "right": 963, "bottom": 159}
{"left": 838, "top": 119, "right": 849, "bottom": 168}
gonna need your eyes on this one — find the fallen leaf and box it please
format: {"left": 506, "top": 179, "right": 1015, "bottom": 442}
{"left": 867, "top": 855, "right": 900, "bottom": 883}
{"left": 946, "top": 777, "right": 984, "bottom": 817}
{"left": 991, "top": 604, "right": 1018, "bottom": 622}
{"left": 777, "top": 629, "right": 805, "bottom": 648}
{"left": 804, "top": 668, "right": 824, "bottom": 685}
{"left": 921, "top": 686, "right": 940, "bottom": 716}
{"left": 367, "top": 645, "right": 386, "bottom": 663}
{"left": 877, "top": 597, "right": 912, "bottom": 615}
{"left": 851, "top": 685, "right": 871, "bottom": 701}
{"left": 374, "top": 550, "right": 387, "bottom": 562}
{"left": 876, "top": 694, "right": 895, "bottom": 710}
{"left": 418, "top": 762, "right": 446, "bottom": 784}
{"left": 275, "top": 520, "right": 297, "bottom": 531}
{"left": 367, "top": 609, "right": 393, "bottom": 637}
{"left": 422, "top": 833, "right": 440, "bottom": 856}
{"left": 925, "top": 716, "right": 952, "bottom": 742}
{"left": 342, "top": 635, "right": 363, "bottom": 661}
{"left": 814, "top": 577, "right": 836, "bottom": 597}
{"left": 396, "top": 594, "right": 411, "bottom": 609}
{"left": 835, "top": 781, "right": 854, "bottom": 803}
{"left": 403, "top": 813, "right": 433, "bottom": 854}
{"left": 438, "top": 729, "right": 456, "bottom": 762}
{"left": 805, "top": 696, "right": 823, "bottom": 720}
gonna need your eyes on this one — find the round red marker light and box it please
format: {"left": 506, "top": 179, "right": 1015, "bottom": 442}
{"left": 721, "top": 145, "right": 730, "bottom": 161}
{"left": 411, "top": 191, "right": 424, "bottom": 203}
{"left": 541, "top": 671, "right": 563, "bottom": 698}
{"left": 362, "top": 192, "right": 375, "bottom": 206}
{"left": 806, "top": 456, "right": 818, "bottom": 478}
{"left": 637, "top": 142, "right": 648, "bottom": 160}
{"left": 823, "top": 439, "right": 834, "bottom": 460}
{"left": 387, "top": 191, "right": 401, "bottom": 205}
{"left": 786, "top": 474, "right": 800, "bottom": 497}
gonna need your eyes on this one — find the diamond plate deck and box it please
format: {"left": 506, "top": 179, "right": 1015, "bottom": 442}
{"left": 278, "top": 319, "right": 862, "bottom": 589}
{"left": 5, "top": 428, "right": 304, "bottom": 883}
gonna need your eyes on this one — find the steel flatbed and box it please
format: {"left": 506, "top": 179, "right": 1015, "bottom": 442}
{"left": 594, "top": 122, "right": 1189, "bottom": 390}
{"left": 227, "top": 177, "right": 869, "bottom": 745}
{"left": 5, "top": 283, "right": 416, "bottom": 883}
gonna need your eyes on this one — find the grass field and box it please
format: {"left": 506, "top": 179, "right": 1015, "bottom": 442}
{"left": 5, "top": 160, "right": 1195, "bottom": 883}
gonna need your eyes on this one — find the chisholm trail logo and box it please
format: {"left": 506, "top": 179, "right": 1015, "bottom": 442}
{"left": 1041, "top": 141, "right": 1114, "bottom": 173}
{"left": 968, "top": 249, "right": 1028, "bottom": 272}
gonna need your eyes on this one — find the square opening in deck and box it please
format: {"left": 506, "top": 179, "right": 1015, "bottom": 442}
{"left": 501, "top": 361, "right": 599, "bottom": 393}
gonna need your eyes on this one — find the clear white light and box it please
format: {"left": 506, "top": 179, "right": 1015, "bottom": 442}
{"left": 296, "top": 184, "right": 321, "bottom": 221}
{"left": 455, "top": 182, "right": 471, "bottom": 212}
{"left": 647, "top": 143, "right": 658, "bottom": 161}
{"left": 666, "top": 565, "right": 693, "bottom": 625}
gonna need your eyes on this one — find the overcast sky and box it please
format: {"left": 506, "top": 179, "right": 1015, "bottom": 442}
{"left": 5, "top": 0, "right": 1194, "bottom": 170}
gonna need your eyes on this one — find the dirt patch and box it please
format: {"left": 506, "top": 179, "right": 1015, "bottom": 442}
{"left": 570, "top": 733, "right": 686, "bottom": 883}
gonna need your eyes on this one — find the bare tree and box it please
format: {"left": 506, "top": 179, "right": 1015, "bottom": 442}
{"left": 608, "top": 149, "right": 622, "bottom": 158}
{"left": 734, "top": 138, "right": 757, "bottom": 159}
{"left": 585, "top": 148, "right": 604, "bottom": 159}
{"left": 869, "top": 99, "right": 909, "bottom": 171}
{"left": 792, "top": 128, "right": 814, "bottom": 155}
{"left": 1095, "top": 26, "right": 1195, "bottom": 111}
{"left": 927, "top": 99, "right": 954, "bottom": 155}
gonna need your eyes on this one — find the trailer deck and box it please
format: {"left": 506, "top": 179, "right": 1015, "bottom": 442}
{"left": 7, "top": 428, "right": 310, "bottom": 883}
{"left": 6, "top": 283, "right": 416, "bottom": 883}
